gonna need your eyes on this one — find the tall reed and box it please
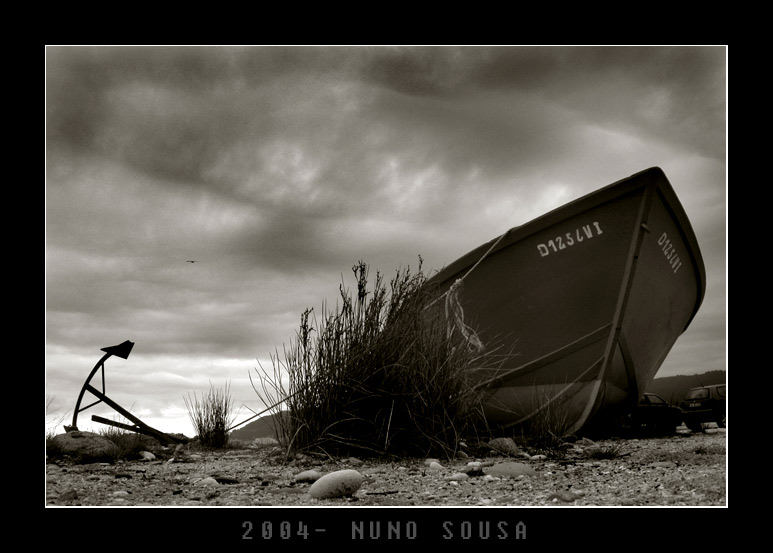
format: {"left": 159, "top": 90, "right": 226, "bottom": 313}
{"left": 254, "top": 259, "right": 505, "bottom": 459}
{"left": 184, "top": 381, "right": 235, "bottom": 448}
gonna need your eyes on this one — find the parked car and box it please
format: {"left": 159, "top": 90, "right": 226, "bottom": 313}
{"left": 628, "top": 393, "right": 683, "bottom": 435}
{"left": 679, "top": 384, "right": 726, "bottom": 432}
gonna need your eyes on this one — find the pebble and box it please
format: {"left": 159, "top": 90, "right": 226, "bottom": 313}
{"left": 547, "top": 491, "right": 584, "bottom": 503}
{"left": 59, "top": 489, "right": 78, "bottom": 501}
{"left": 309, "top": 469, "right": 364, "bottom": 499}
{"left": 648, "top": 461, "right": 677, "bottom": 469}
{"left": 195, "top": 477, "right": 220, "bottom": 487}
{"left": 487, "top": 437, "right": 520, "bottom": 456}
{"left": 214, "top": 476, "right": 239, "bottom": 484}
{"left": 484, "top": 461, "right": 537, "bottom": 478}
{"left": 294, "top": 470, "right": 323, "bottom": 483}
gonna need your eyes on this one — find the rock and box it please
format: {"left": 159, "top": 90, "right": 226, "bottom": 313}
{"left": 309, "top": 469, "right": 364, "bottom": 499}
{"left": 648, "top": 461, "right": 677, "bottom": 469}
{"left": 487, "top": 437, "right": 520, "bottom": 457}
{"left": 49, "top": 431, "right": 119, "bottom": 463}
{"left": 547, "top": 491, "right": 583, "bottom": 503}
{"left": 484, "top": 461, "right": 537, "bottom": 478}
{"left": 139, "top": 451, "right": 156, "bottom": 461}
{"left": 59, "top": 489, "right": 78, "bottom": 501}
{"left": 465, "top": 462, "right": 485, "bottom": 477}
{"left": 448, "top": 473, "right": 469, "bottom": 481}
{"left": 294, "top": 470, "right": 323, "bottom": 483}
{"left": 214, "top": 476, "right": 240, "bottom": 484}
{"left": 428, "top": 461, "right": 443, "bottom": 471}
{"left": 195, "top": 477, "right": 220, "bottom": 487}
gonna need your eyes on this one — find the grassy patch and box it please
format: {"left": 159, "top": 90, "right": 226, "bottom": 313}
{"left": 510, "top": 387, "right": 576, "bottom": 458}
{"left": 184, "top": 382, "right": 235, "bottom": 449}
{"left": 97, "top": 426, "right": 154, "bottom": 460}
{"left": 254, "top": 259, "right": 507, "bottom": 459}
{"left": 584, "top": 442, "right": 628, "bottom": 460}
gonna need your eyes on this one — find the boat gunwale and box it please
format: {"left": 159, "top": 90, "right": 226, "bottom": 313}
{"left": 427, "top": 167, "right": 706, "bottom": 330}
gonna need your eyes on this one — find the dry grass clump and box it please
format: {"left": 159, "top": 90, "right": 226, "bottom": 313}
{"left": 509, "top": 387, "right": 576, "bottom": 458}
{"left": 98, "top": 426, "right": 161, "bottom": 460}
{"left": 255, "top": 259, "right": 502, "bottom": 459}
{"left": 184, "top": 382, "right": 235, "bottom": 449}
{"left": 584, "top": 442, "right": 628, "bottom": 460}
{"left": 45, "top": 394, "right": 68, "bottom": 440}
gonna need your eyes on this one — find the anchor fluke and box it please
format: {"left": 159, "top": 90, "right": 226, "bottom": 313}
{"left": 100, "top": 340, "right": 134, "bottom": 360}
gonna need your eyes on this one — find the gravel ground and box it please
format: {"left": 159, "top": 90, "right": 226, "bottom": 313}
{"left": 45, "top": 427, "right": 726, "bottom": 508}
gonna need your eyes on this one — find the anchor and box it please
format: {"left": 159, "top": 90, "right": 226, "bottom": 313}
{"left": 64, "top": 340, "right": 186, "bottom": 445}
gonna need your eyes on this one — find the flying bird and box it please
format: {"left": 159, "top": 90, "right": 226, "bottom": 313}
{"left": 186, "top": 260, "right": 197, "bottom": 263}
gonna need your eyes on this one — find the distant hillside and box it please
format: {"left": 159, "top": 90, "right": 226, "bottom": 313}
{"left": 230, "top": 411, "right": 288, "bottom": 442}
{"left": 645, "top": 370, "right": 726, "bottom": 404}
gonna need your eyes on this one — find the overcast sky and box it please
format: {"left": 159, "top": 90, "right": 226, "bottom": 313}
{"left": 45, "top": 46, "right": 727, "bottom": 437}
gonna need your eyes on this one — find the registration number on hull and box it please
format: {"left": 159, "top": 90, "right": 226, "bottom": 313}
{"left": 657, "top": 232, "right": 683, "bottom": 274}
{"left": 536, "top": 221, "right": 604, "bottom": 257}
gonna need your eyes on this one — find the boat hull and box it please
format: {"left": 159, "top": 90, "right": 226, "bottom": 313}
{"left": 428, "top": 167, "right": 706, "bottom": 434}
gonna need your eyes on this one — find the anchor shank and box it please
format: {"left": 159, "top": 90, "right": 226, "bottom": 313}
{"left": 85, "top": 384, "right": 177, "bottom": 445}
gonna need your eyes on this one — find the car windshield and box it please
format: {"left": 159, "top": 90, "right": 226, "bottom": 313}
{"left": 717, "top": 386, "right": 726, "bottom": 398}
{"left": 685, "top": 388, "right": 709, "bottom": 400}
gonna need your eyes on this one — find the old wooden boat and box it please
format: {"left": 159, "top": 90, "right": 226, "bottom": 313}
{"left": 428, "top": 167, "right": 706, "bottom": 435}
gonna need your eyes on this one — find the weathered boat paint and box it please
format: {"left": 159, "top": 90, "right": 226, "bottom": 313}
{"left": 428, "top": 167, "right": 706, "bottom": 434}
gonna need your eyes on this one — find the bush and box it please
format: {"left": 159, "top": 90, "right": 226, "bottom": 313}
{"left": 254, "top": 259, "right": 508, "bottom": 459}
{"left": 184, "top": 382, "right": 235, "bottom": 449}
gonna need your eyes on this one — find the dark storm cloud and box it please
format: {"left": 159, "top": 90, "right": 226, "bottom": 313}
{"left": 46, "top": 46, "right": 725, "bottom": 230}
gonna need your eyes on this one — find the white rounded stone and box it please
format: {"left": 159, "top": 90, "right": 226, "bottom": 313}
{"left": 308, "top": 469, "right": 363, "bottom": 499}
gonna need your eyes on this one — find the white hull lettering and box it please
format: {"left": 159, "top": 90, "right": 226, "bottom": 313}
{"left": 657, "top": 232, "right": 682, "bottom": 274}
{"left": 538, "top": 221, "right": 603, "bottom": 257}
